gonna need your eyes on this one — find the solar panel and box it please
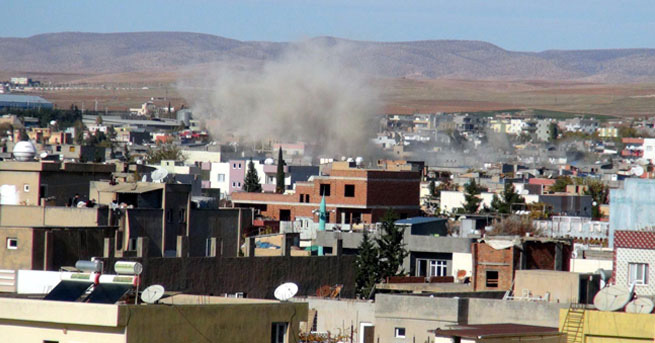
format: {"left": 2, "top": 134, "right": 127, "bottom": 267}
{"left": 44, "top": 281, "right": 93, "bottom": 302}
{"left": 86, "top": 283, "right": 133, "bottom": 304}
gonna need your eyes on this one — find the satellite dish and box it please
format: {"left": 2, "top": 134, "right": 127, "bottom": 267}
{"left": 141, "top": 284, "right": 165, "bottom": 304}
{"left": 274, "top": 282, "right": 298, "bottom": 302}
{"left": 593, "top": 285, "right": 633, "bottom": 311}
{"left": 626, "top": 297, "right": 655, "bottom": 314}
{"left": 151, "top": 168, "right": 169, "bottom": 183}
{"left": 631, "top": 166, "right": 645, "bottom": 177}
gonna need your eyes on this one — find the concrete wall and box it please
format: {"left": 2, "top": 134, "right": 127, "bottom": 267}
{"left": 513, "top": 270, "right": 580, "bottom": 303}
{"left": 0, "top": 205, "right": 107, "bottom": 227}
{"left": 297, "top": 297, "right": 375, "bottom": 341}
{"left": 103, "top": 255, "right": 357, "bottom": 299}
{"left": 570, "top": 258, "right": 612, "bottom": 274}
{"left": 559, "top": 309, "right": 655, "bottom": 342}
{"left": 188, "top": 208, "right": 252, "bottom": 258}
{"left": 467, "top": 298, "right": 566, "bottom": 327}
{"left": 0, "top": 171, "right": 39, "bottom": 205}
{"left": 609, "top": 178, "right": 655, "bottom": 247}
{"left": 0, "top": 228, "right": 35, "bottom": 270}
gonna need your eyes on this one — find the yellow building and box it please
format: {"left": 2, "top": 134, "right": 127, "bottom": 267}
{"left": 0, "top": 294, "right": 307, "bottom": 343}
{"left": 560, "top": 308, "right": 655, "bottom": 342}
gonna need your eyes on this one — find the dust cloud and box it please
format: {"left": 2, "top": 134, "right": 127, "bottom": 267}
{"left": 180, "top": 39, "right": 381, "bottom": 157}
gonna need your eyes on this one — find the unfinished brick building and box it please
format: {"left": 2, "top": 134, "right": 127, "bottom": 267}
{"left": 231, "top": 162, "right": 421, "bottom": 224}
{"left": 471, "top": 237, "right": 573, "bottom": 291}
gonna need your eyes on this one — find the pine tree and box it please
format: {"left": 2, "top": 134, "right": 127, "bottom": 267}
{"left": 354, "top": 231, "right": 379, "bottom": 299}
{"left": 243, "top": 159, "right": 262, "bottom": 192}
{"left": 275, "top": 147, "right": 285, "bottom": 194}
{"left": 462, "top": 179, "right": 482, "bottom": 213}
{"left": 491, "top": 182, "right": 525, "bottom": 214}
{"left": 375, "top": 210, "right": 408, "bottom": 280}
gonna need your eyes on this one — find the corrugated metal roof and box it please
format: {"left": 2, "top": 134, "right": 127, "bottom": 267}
{"left": 0, "top": 94, "right": 52, "bottom": 104}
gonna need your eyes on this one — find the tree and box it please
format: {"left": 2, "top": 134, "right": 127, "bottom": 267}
{"left": 146, "top": 143, "right": 185, "bottom": 164}
{"left": 243, "top": 159, "right": 262, "bottom": 192}
{"left": 462, "top": 179, "right": 482, "bottom": 214}
{"left": 584, "top": 179, "right": 609, "bottom": 219}
{"left": 73, "top": 120, "right": 86, "bottom": 144}
{"left": 275, "top": 147, "right": 285, "bottom": 194}
{"left": 548, "top": 122, "right": 559, "bottom": 141}
{"left": 354, "top": 231, "right": 379, "bottom": 298}
{"left": 490, "top": 182, "right": 525, "bottom": 214}
{"left": 551, "top": 176, "right": 573, "bottom": 193}
{"left": 375, "top": 210, "right": 408, "bottom": 280}
{"left": 428, "top": 180, "right": 437, "bottom": 198}
{"left": 95, "top": 115, "right": 103, "bottom": 125}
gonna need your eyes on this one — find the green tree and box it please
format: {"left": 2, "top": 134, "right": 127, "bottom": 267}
{"left": 548, "top": 122, "right": 559, "bottom": 141}
{"left": 428, "top": 180, "right": 437, "bottom": 198}
{"left": 375, "top": 210, "right": 408, "bottom": 280}
{"left": 275, "top": 147, "right": 285, "bottom": 194}
{"left": 584, "top": 179, "right": 609, "bottom": 219}
{"left": 95, "top": 115, "right": 103, "bottom": 125}
{"left": 354, "top": 231, "right": 379, "bottom": 299}
{"left": 462, "top": 179, "right": 482, "bottom": 213}
{"left": 490, "top": 182, "right": 525, "bottom": 214}
{"left": 551, "top": 176, "right": 573, "bottom": 192}
{"left": 146, "top": 143, "right": 185, "bottom": 164}
{"left": 73, "top": 120, "right": 86, "bottom": 145}
{"left": 243, "top": 159, "right": 262, "bottom": 192}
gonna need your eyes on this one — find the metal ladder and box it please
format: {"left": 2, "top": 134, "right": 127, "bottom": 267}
{"left": 561, "top": 303, "right": 585, "bottom": 343}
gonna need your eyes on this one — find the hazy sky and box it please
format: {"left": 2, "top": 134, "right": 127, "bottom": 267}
{"left": 3, "top": 1, "right": 654, "bottom": 51}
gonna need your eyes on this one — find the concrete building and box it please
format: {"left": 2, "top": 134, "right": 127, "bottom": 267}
{"left": 0, "top": 294, "right": 306, "bottom": 343}
{"left": 432, "top": 324, "right": 561, "bottom": 343}
{"left": 471, "top": 237, "right": 573, "bottom": 292}
{"left": 233, "top": 163, "right": 421, "bottom": 224}
{"left": 609, "top": 178, "right": 655, "bottom": 247}
{"left": 612, "top": 231, "right": 655, "bottom": 296}
{"left": 559, "top": 308, "right": 655, "bottom": 342}
{"left": 0, "top": 161, "right": 114, "bottom": 206}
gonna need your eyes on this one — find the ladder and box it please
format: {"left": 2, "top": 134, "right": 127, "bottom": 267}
{"left": 561, "top": 303, "right": 585, "bottom": 343}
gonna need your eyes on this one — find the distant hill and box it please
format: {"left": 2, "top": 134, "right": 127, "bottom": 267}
{"left": 2, "top": 32, "right": 655, "bottom": 82}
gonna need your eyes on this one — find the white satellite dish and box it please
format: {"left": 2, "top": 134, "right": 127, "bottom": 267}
{"left": 626, "top": 297, "right": 655, "bottom": 314}
{"left": 593, "top": 285, "right": 633, "bottom": 311}
{"left": 141, "top": 284, "right": 165, "bottom": 304}
{"left": 151, "top": 168, "right": 169, "bottom": 183}
{"left": 631, "top": 166, "right": 645, "bottom": 177}
{"left": 274, "top": 282, "right": 298, "bottom": 302}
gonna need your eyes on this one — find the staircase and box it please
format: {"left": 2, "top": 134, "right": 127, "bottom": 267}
{"left": 561, "top": 303, "right": 586, "bottom": 343}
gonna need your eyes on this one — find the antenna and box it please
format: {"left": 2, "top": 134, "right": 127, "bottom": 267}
{"left": 626, "top": 297, "right": 655, "bottom": 314}
{"left": 593, "top": 285, "right": 633, "bottom": 311}
{"left": 150, "top": 168, "right": 169, "bottom": 183}
{"left": 141, "top": 284, "right": 165, "bottom": 304}
{"left": 274, "top": 282, "right": 298, "bottom": 302}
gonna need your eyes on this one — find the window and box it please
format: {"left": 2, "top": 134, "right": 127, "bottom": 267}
{"left": 179, "top": 209, "right": 186, "bottom": 223}
{"left": 23, "top": 184, "right": 30, "bottom": 192}
{"left": 306, "top": 195, "right": 310, "bottom": 203}
{"left": 429, "top": 260, "right": 447, "bottom": 277}
{"left": 238, "top": 163, "right": 242, "bottom": 169}
{"left": 394, "top": 327, "right": 406, "bottom": 338}
{"left": 56, "top": 146, "right": 61, "bottom": 152}
{"left": 486, "top": 270, "right": 499, "bottom": 288}
{"left": 237, "top": 182, "right": 241, "bottom": 188}
{"left": 319, "top": 184, "right": 331, "bottom": 196}
{"left": 271, "top": 322, "right": 288, "bottom": 343}
{"left": 629, "top": 263, "right": 649, "bottom": 285}
{"left": 166, "top": 209, "right": 173, "bottom": 223}
{"left": 416, "top": 259, "right": 447, "bottom": 277}
{"left": 344, "top": 184, "right": 355, "bottom": 197}
{"left": 299, "top": 194, "right": 304, "bottom": 203}
{"left": 217, "top": 174, "right": 225, "bottom": 182}
{"left": 69, "top": 146, "right": 75, "bottom": 152}
{"left": 205, "top": 238, "right": 214, "bottom": 257}
{"left": 127, "top": 238, "right": 137, "bottom": 251}
{"left": 233, "top": 163, "right": 237, "bottom": 169}
{"left": 43, "top": 341, "right": 59, "bottom": 343}
{"left": 232, "top": 182, "right": 236, "bottom": 187}
{"left": 6, "top": 238, "right": 17, "bottom": 250}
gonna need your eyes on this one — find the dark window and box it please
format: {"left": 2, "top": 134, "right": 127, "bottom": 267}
{"left": 344, "top": 184, "right": 355, "bottom": 197}
{"left": 319, "top": 184, "right": 331, "bottom": 196}
{"left": 306, "top": 195, "right": 310, "bottom": 203}
{"left": 127, "top": 238, "right": 137, "bottom": 251}
{"left": 271, "top": 322, "right": 288, "bottom": 343}
{"left": 279, "top": 209, "right": 291, "bottom": 221}
{"left": 486, "top": 270, "right": 499, "bottom": 288}
{"left": 299, "top": 194, "right": 304, "bottom": 202}
{"left": 166, "top": 209, "right": 173, "bottom": 223}
{"left": 179, "top": 209, "right": 186, "bottom": 223}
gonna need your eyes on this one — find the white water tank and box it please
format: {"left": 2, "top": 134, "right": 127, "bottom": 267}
{"left": 12, "top": 141, "right": 36, "bottom": 161}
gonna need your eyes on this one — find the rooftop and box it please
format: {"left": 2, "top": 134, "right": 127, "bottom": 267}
{"left": 431, "top": 323, "right": 559, "bottom": 339}
{"left": 0, "top": 93, "right": 52, "bottom": 104}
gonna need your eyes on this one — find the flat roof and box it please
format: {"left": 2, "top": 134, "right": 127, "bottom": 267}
{"left": 396, "top": 217, "right": 446, "bottom": 225}
{"left": 431, "top": 324, "right": 559, "bottom": 339}
{"left": 0, "top": 94, "right": 52, "bottom": 104}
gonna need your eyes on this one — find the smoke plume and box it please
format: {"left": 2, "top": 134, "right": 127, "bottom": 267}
{"left": 180, "top": 39, "right": 381, "bottom": 157}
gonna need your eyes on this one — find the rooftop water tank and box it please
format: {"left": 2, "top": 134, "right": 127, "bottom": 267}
{"left": 12, "top": 141, "right": 36, "bottom": 161}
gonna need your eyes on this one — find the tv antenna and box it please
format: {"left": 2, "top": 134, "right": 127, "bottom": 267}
{"left": 593, "top": 285, "right": 633, "bottom": 311}
{"left": 150, "top": 168, "right": 169, "bottom": 183}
